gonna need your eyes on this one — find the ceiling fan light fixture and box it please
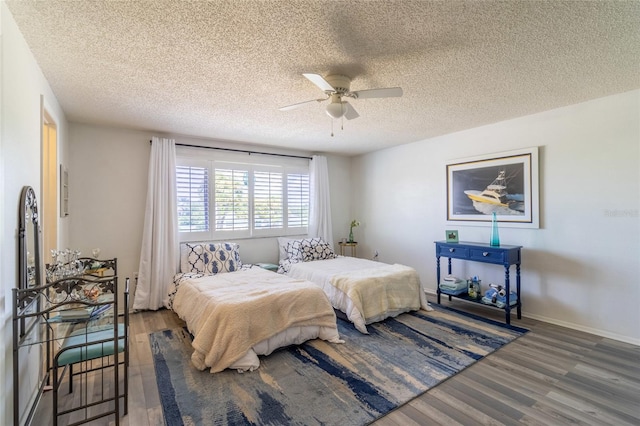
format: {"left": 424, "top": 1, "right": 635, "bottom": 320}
{"left": 280, "top": 73, "right": 403, "bottom": 121}
{"left": 325, "top": 102, "right": 345, "bottom": 119}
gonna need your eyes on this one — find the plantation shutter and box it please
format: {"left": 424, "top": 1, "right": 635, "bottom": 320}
{"left": 287, "top": 173, "right": 309, "bottom": 228}
{"left": 176, "top": 165, "right": 209, "bottom": 232}
{"left": 254, "top": 170, "right": 283, "bottom": 230}
{"left": 214, "top": 168, "right": 249, "bottom": 231}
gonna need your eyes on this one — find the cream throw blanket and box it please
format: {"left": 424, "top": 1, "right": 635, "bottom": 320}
{"left": 172, "top": 268, "right": 339, "bottom": 373}
{"left": 287, "top": 257, "right": 431, "bottom": 334}
{"left": 330, "top": 263, "right": 423, "bottom": 325}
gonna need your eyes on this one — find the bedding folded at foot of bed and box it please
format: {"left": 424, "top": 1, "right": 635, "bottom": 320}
{"left": 172, "top": 268, "right": 341, "bottom": 373}
{"left": 331, "top": 263, "right": 424, "bottom": 333}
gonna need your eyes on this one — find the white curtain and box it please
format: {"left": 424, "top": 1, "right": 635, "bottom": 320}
{"left": 308, "top": 155, "right": 334, "bottom": 248}
{"left": 133, "top": 137, "right": 178, "bottom": 310}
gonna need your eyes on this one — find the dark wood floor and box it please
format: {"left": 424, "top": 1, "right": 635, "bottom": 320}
{"left": 36, "top": 298, "right": 640, "bottom": 425}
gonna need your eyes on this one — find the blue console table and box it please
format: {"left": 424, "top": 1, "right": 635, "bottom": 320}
{"left": 435, "top": 241, "right": 522, "bottom": 324}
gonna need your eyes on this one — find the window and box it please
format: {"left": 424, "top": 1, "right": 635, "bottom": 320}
{"left": 176, "top": 149, "right": 309, "bottom": 241}
{"left": 177, "top": 165, "right": 209, "bottom": 233}
{"left": 254, "top": 170, "right": 283, "bottom": 229}
{"left": 287, "top": 173, "right": 310, "bottom": 228}
{"left": 214, "top": 168, "right": 249, "bottom": 231}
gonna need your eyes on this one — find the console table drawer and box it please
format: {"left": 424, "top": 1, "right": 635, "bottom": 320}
{"left": 437, "top": 245, "right": 469, "bottom": 259}
{"left": 469, "top": 248, "right": 506, "bottom": 264}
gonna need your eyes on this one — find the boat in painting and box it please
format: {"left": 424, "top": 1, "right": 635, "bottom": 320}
{"left": 464, "top": 170, "right": 524, "bottom": 214}
{"left": 464, "top": 170, "right": 510, "bottom": 206}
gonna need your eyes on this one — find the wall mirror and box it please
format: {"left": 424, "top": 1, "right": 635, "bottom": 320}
{"left": 19, "top": 186, "right": 42, "bottom": 290}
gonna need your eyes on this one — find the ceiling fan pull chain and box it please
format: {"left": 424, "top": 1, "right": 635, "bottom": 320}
{"left": 330, "top": 118, "right": 334, "bottom": 137}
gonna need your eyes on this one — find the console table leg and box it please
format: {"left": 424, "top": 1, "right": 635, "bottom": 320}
{"left": 504, "top": 265, "right": 511, "bottom": 325}
{"left": 516, "top": 263, "right": 522, "bottom": 319}
{"left": 436, "top": 255, "right": 441, "bottom": 304}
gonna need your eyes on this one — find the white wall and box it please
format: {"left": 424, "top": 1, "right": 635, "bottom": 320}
{"left": 352, "top": 90, "right": 640, "bottom": 344}
{"left": 68, "top": 124, "right": 353, "bottom": 305}
{"left": 1, "top": 4, "right": 69, "bottom": 425}
{"left": 69, "top": 124, "right": 150, "bottom": 295}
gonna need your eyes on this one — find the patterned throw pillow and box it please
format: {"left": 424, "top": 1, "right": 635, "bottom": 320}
{"left": 277, "top": 259, "right": 293, "bottom": 274}
{"left": 180, "top": 242, "right": 242, "bottom": 274}
{"left": 277, "top": 237, "right": 299, "bottom": 261}
{"left": 285, "top": 238, "right": 336, "bottom": 263}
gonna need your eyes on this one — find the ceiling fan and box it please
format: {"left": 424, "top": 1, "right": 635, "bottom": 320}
{"left": 279, "top": 73, "right": 403, "bottom": 120}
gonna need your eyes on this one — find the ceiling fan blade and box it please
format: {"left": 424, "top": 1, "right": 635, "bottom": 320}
{"left": 279, "top": 98, "right": 326, "bottom": 111}
{"left": 303, "top": 73, "right": 335, "bottom": 93}
{"left": 343, "top": 102, "right": 360, "bottom": 120}
{"left": 352, "top": 87, "right": 403, "bottom": 99}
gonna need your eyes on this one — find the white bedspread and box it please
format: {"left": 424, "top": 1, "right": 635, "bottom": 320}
{"left": 171, "top": 267, "right": 342, "bottom": 373}
{"left": 287, "top": 257, "right": 431, "bottom": 333}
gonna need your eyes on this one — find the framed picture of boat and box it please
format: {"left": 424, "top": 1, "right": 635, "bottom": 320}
{"left": 446, "top": 147, "right": 539, "bottom": 228}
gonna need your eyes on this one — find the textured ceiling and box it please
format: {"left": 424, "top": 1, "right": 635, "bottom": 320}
{"left": 6, "top": 1, "right": 640, "bottom": 156}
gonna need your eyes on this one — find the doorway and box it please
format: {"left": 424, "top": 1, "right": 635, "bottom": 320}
{"left": 42, "top": 109, "right": 57, "bottom": 263}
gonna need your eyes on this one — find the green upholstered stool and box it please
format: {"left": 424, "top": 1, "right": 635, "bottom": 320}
{"left": 57, "top": 324, "right": 126, "bottom": 366}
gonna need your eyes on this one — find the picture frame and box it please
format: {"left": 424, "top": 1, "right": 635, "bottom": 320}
{"left": 445, "top": 230, "right": 459, "bottom": 243}
{"left": 446, "top": 147, "right": 539, "bottom": 228}
{"left": 60, "top": 164, "right": 69, "bottom": 217}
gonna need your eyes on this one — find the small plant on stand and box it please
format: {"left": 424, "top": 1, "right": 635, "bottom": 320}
{"left": 348, "top": 220, "right": 360, "bottom": 243}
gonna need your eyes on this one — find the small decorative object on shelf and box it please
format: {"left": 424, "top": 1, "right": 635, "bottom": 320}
{"left": 46, "top": 249, "right": 114, "bottom": 282}
{"left": 47, "top": 249, "right": 84, "bottom": 282}
{"left": 83, "top": 286, "right": 100, "bottom": 301}
{"left": 439, "top": 275, "right": 466, "bottom": 295}
{"left": 490, "top": 212, "right": 500, "bottom": 246}
{"left": 348, "top": 219, "right": 360, "bottom": 243}
{"left": 467, "top": 276, "right": 481, "bottom": 300}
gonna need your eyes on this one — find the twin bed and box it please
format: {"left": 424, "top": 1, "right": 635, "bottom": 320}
{"left": 166, "top": 242, "right": 342, "bottom": 373}
{"left": 277, "top": 237, "right": 431, "bottom": 334}
{"left": 167, "top": 239, "right": 430, "bottom": 373}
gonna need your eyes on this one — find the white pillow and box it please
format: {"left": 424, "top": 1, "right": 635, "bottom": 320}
{"left": 277, "top": 237, "right": 297, "bottom": 261}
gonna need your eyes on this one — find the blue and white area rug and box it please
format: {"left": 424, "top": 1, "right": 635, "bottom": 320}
{"left": 150, "top": 305, "right": 527, "bottom": 426}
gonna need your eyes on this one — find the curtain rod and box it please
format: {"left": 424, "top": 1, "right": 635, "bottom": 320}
{"left": 149, "top": 140, "right": 312, "bottom": 160}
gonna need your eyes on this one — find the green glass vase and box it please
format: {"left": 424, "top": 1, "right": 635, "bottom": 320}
{"left": 490, "top": 212, "right": 500, "bottom": 246}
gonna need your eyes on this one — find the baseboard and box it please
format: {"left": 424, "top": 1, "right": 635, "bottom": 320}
{"left": 423, "top": 289, "right": 639, "bottom": 346}
{"left": 522, "top": 313, "right": 640, "bottom": 346}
